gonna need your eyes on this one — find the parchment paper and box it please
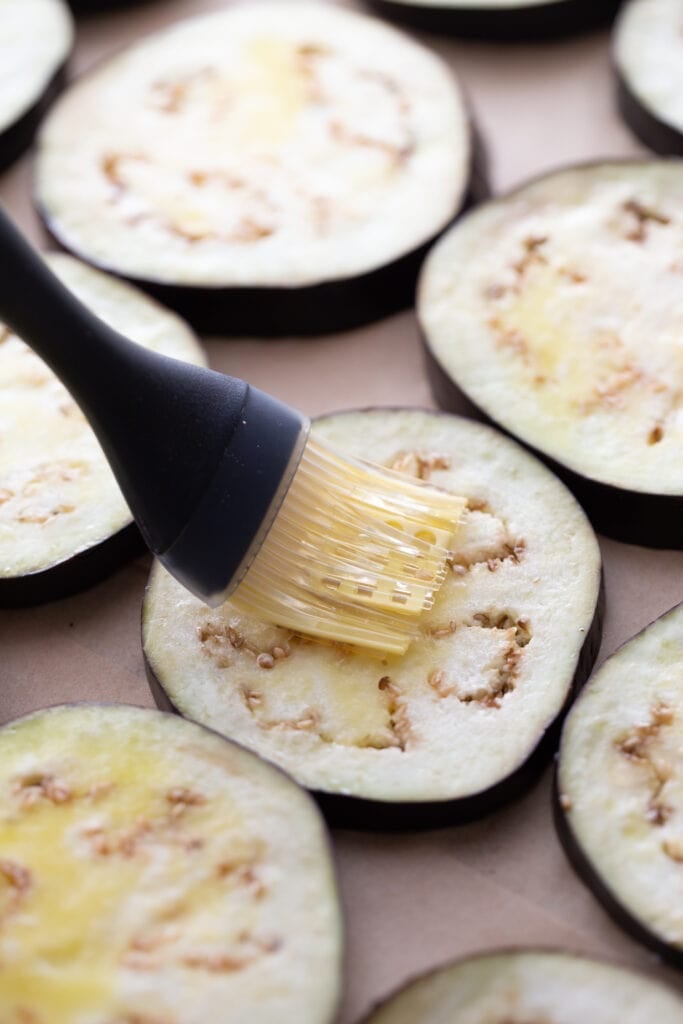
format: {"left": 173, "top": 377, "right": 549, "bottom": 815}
{"left": 2, "top": 2, "right": 683, "bottom": 1020}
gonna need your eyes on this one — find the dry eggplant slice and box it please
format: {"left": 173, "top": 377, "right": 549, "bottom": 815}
{"left": 143, "top": 409, "right": 602, "bottom": 830}
{"left": 367, "top": 0, "right": 621, "bottom": 41}
{"left": 0, "top": 254, "right": 204, "bottom": 606}
{"left": 0, "top": 0, "right": 72, "bottom": 172}
{"left": 615, "top": 0, "right": 683, "bottom": 156}
{"left": 360, "top": 950, "right": 683, "bottom": 1023}
{"left": 420, "top": 160, "right": 683, "bottom": 548}
{"left": 0, "top": 703, "right": 342, "bottom": 1023}
{"left": 35, "top": 3, "right": 482, "bottom": 336}
{"left": 557, "top": 602, "right": 683, "bottom": 967}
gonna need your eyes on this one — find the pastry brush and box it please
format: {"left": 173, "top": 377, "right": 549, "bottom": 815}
{"left": 0, "top": 207, "right": 465, "bottom": 654}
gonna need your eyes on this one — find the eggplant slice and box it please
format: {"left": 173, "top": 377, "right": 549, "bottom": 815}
{"left": 420, "top": 160, "right": 683, "bottom": 548}
{"left": 361, "top": 950, "right": 683, "bottom": 1023}
{"left": 143, "top": 409, "right": 602, "bottom": 830}
{"left": 557, "top": 602, "right": 683, "bottom": 967}
{"left": 0, "top": 0, "right": 72, "bottom": 173}
{"left": 35, "top": 3, "right": 482, "bottom": 336}
{"left": 0, "top": 254, "right": 204, "bottom": 606}
{"left": 615, "top": 0, "right": 683, "bottom": 156}
{"left": 0, "top": 703, "right": 342, "bottom": 1023}
{"left": 367, "top": 0, "right": 621, "bottom": 41}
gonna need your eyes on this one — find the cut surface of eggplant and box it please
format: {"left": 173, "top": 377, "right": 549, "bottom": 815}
{"left": 0, "top": 704, "right": 342, "bottom": 1023}
{"left": 361, "top": 950, "right": 683, "bottom": 1023}
{"left": 557, "top": 602, "right": 683, "bottom": 966}
{"left": 0, "top": 0, "right": 72, "bottom": 172}
{"left": 0, "top": 254, "right": 204, "bottom": 605}
{"left": 35, "top": 3, "right": 476, "bottom": 335}
{"left": 367, "top": 0, "right": 620, "bottom": 40}
{"left": 143, "top": 409, "right": 602, "bottom": 829}
{"left": 615, "top": 0, "right": 683, "bottom": 155}
{"left": 420, "top": 160, "right": 683, "bottom": 547}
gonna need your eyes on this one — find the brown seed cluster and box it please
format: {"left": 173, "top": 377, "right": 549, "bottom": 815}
{"left": 616, "top": 702, "right": 675, "bottom": 827}
{"left": 448, "top": 538, "right": 526, "bottom": 577}
{"left": 13, "top": 773, "right": 72, "bottom": 808}
{"left": 426, "top": 612, "right": 531, "bottom": 708}
{"left": 378, "top": 675, "right": 412, "bottom": 750}
{"left": 198, "top": 621, "right": 291, "bottom": 670}
{"left": 0, "top": 858, "right": 32, "bottom": 923}
{"left": 386, "top": 450, "right": 452, "bottom": 481}
{"left": 1, "top": 461, "right": 86, "bottom": 526}
{"left": 621, "top": 197, "right": 671, "bottom": 243}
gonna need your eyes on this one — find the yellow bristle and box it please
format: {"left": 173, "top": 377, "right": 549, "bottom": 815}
{"left": 230, "top": 437, "right": 466, "bottom": 655}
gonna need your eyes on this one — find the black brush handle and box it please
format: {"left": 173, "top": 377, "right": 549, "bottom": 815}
{"left": 0, "top": 205, "right": 306, "bottom": 602}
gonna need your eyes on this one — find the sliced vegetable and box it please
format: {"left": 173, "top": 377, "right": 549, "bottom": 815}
{"left": 144, "top": 408, "right": 602, "bottom": 829}
{"left": 420, "top": 160, "right": 683, "bottom": 548}
{"left": 361, "top": 950, "right": 683, "bottom": 1023}
{"left": 0, "top": 254, "right": 204, "bottom": 606}
{"left": 0, "top": 0, "right": 72, "bottom": 172}
{"left": 0, "top": 703, "right": 342, "bottom": 1023}
{"left": 557, "top": 602, "right": 683, "bottom": 967}
{"left": 35, "top": 3, "right": 483, "bottom": 335}
{"left": 615, "top": 0, "right": 683, "bottom": 155}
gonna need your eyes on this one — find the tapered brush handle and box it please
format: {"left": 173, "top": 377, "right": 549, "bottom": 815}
{"left": 0, "top": 205, "right": 307, "bottom": 602}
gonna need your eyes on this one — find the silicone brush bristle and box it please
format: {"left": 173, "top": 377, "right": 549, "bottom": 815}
{"left": 230, "top": 437, "right": 466, "bottom": 655}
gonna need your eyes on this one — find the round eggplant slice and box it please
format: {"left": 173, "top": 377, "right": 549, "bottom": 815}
{"left": 615, "top": 0, "right": 683, "bottom": 156}
{"left": 35, "top": 3, "right": 481, "bottom": 336}
{"left": 143, "top": 409, "right": 603, "bottom": 830}
{"left": 0, "top": 703, "right": 342, "bottom": 1023}
{"left": 557, "top": 602, "right": 683, "bottom": 967}
{"left": 367, "top": 0, "right": 621, "bottom": 41}
{"left": 0, "top": 0, "right": 72, "bottom": 173}
{"left": 0, "top": 254, "right": 204, "bottom": 606}
{"left": 360, "top": 950, "right": 683, "bottom": 1023}
{"left": 420, "top": 160, "right": 683, "bottom": 549}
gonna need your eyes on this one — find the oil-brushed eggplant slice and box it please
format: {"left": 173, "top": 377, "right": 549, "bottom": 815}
{"left": 0, "top": 703, "right": 342, "bottom": 1024}
{"left": 556, "top": 602, "right": 683, "bottom": 967}
{"left": 0, "top": 0, "right": 72, "bottom": 173}
{"left": 615, "top": 0, "right": 683, "bottom": 156}
{"left": 420, "top": 160, "right": 683, "bottom": 548}
{"left": 360, "top": 950, "right": 683, "bottom": 1023}
{"left": 35, "top": 3, "right": 481, "bottom": 336}
{"left": 0, "top": 254, "right": 204, "bottom": 606}
{"left": 367, "top": 0, "right": 621, "bottom": 41}
{"left": 143, "top": 409, "right": 602, "bottom": 830}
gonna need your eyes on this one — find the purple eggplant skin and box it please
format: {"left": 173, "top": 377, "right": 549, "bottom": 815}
{"left": 553, "top": 773, "right": 683, "bottom": 969}
{"left": 38, "top": 127, "right": 489, "bottom": 338}
{"left": 66, "top": 0, "right": 161, "bottom": 12}
{"left": 0, "top": 66, "right": 67, "bottom": 176}
{"left": 616, "top": 75, "right": 683, "bottom": 157}
{"left": 365, "top": 0, "right": 622, "bottom": 41}
{"left": 144, "top": 573, "right": 604, "bottom": 832}
{"left": 424, "top": 340, "right": 683, "bottom": 550}
{"left": 0, "top": 522, "right": 144, "bottom": 608}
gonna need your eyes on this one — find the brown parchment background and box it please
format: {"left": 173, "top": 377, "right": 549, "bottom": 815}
{"left": 2, "top": 2, "right": 683, "bottom": 1019}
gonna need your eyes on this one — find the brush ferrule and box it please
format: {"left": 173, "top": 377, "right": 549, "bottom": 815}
{"left": 159, "top": 385, "right": 309, "bottom": 606}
